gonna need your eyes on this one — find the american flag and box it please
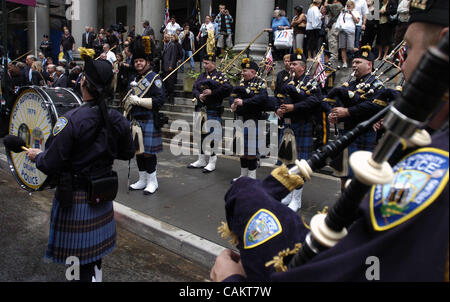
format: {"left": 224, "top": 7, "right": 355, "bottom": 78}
{"left": 164, "top": 0, "right": 170, "bottom": 26}
{"left": 398, "top": 45, "right": 407, "bottom": 67}
{"left": 266, "top": 48, "right": 274, "bottom": 73}
{"left": 313, "top": 52, "right": 327, "bottom": 88}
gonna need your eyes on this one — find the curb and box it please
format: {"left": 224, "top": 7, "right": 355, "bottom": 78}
{"left": 0, "top": 149, "right": 223, "bottom": 270}
{"left": 113, "top": 202, "right": 224, "bottom": 269}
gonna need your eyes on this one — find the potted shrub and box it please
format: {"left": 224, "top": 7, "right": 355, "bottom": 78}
{"left": 184, "top": 70, "right": 200, "bottom": 93}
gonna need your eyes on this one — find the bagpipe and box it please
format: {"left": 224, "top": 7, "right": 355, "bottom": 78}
{"left": 323, "top": 41, "right": 407, "bottom": 109}
{"left": 231, "top": 50, "right": 275, "bottom": 100}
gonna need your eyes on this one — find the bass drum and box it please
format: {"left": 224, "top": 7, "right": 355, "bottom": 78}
{"left": 7, "top": 86, "right": 82, "bottom": 191}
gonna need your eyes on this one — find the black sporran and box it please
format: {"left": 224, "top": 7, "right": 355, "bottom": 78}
{"left": 87, "top": 171, "right": 119, "bottom": 204}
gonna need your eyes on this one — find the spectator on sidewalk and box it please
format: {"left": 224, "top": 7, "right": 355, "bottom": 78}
{"left": 165, "top": 17, "right": 182, "bottom": 36}
{"left": 82, "top": 26, "right": 94, "bottom": 49}
{"left": 103, "top": 43, "right": 117, "bottom": 66}
{"left": 93, "top": 33, "right": 103, "bottom": 59}
{"left": 394, "top": 0, "right": 410, "bottom": 45}
{"left": 162, "top": 34, "right": 183, "bottom": 105}
{"left": 60, "top": 28, "right": 75, "bottom": 63}
{"left": 306, "top": 0, "right": 323, "bottom": 61}
{"left": 271, "top": 9, "right": 290, "bottom": 60}
{"left": 197, "top": 15, "right": 215, "bottom": 59}
{"left": 352, "top": 0, "right": 369, "bottom": 50}
{"left": 53, "top": 66, "right": 68, "bottom": 88}
{"left": 336, "top": 0, "right": 361, "bottom": 68}
{"left": 39, "top": 34, "right": 53, "bottom": 59}
{"left": 325, "top": 0, "right": 344, "bottom": 63}
{"left": 376, "top": 0, "right": 397, "bottom": 60}
{"left": 361, "top": 0, "right": 379, "bottom": 48}
{"left": 142, "top": 20, "right": 155, "bottom": 43}
{"left": 291, "top": 6, "right": 307, "bottom": 53}
{"left": 216, "top": 4, "right": 234, "bottom": 56}
{"left": 179, "top": 23, "right": 196, "bottom": 72}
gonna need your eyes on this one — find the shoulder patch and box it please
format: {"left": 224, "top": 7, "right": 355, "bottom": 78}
{"left": 244, "top": 209, "right": 282, "bottom": 249}
{"left": 52, "top": 117, "right": 68, "bottom": 136}
{"left": 155, "top": 79, "right": 163, "bottom": 89}
{"left": 370, "top": 147, "right": 449, "bottom": 231}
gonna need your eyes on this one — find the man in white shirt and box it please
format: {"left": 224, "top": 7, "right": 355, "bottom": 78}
{"left": 165, "top": 17, "right": 182, "bottom": 36}
{"left": 103, "top": 43, "right": 117, "bottom": 66}
{"left": 352, "top": 0, "right": 369, "bottom": 49}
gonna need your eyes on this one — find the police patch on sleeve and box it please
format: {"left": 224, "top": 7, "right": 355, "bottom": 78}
{"left": 243, "top": 209, "right": 282, "bottom": 249}
{"left": 370, "top": 147, "right": 449, "bottom": 231}
{"left": 52, "top": 117, "right": 68, "bottom": 136}
{"left": 155, "top": 79, "right": 162, "bottom": 89}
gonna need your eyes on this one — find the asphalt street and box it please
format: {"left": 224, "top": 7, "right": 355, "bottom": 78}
{"left": 0, "top": 165, "right": 210, "bottom": 282}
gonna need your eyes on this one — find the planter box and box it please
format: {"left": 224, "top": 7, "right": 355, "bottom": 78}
{"left": 184, "top": 77, "right": 196, "bottom": 93}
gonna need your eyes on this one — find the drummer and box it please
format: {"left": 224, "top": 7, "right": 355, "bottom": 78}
{"left": 25, "top": 48, "right": 135, "bottom": 282}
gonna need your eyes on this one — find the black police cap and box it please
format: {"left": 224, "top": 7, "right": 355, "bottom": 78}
{"left": 409, "top": 0, "right": 449, "bottom": 27}
{"left": 241, "top": 58, "right": 259, "bottom": 71}
{"left": 353, "top": 45, "right": 376, "bottom": 62}
{"left": 290, "top": 48, "right": 306, "bottom": 63}
{"left": 131, "top": 35, "right": 152, "bottom": 61}
{"left": 79, "top": 48, "right": 113, "bottom": 92}
{"left": 203, "top": 53, "right": 216, "bottom": 62}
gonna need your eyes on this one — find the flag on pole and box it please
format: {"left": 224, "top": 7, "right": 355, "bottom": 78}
{"left": 191, "top": 0, "right": 201, "bottom": 26}
{"left": 265, "top": 48, "right": 274, "bottom": 73}
{"left": 313, "top": 52, "right": 326, "bottom": 88}
{"left": 164, "top": 0, "right": 170, "bottom": 26}
{"left": 398, "top": 45, "right": 407, "bottom": 67}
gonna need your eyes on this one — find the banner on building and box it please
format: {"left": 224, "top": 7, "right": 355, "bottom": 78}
{"left": 6, "top": 0, "right": 36, "bottom": 6}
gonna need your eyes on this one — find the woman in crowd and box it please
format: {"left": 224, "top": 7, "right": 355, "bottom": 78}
{"left": 336, "top": 0, "right": 361, "bottom": 68}
{"left": 291, "top": 6, "right": 307, "bottom": 53}
{"left": 376, "top": 0, "right": 397, "bottom": 60}
{"left": 271, "top": 9, "right": 291, "bottom": 60}
{"left": 394, "top": 0, "right": 410, "bottom": 45}
{"left": 305, "top": 0, "right": 323, "bottom": 61}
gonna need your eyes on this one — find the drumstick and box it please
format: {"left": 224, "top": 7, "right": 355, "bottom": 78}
{"left": 21, "top": 146, "right": 29, "bottom": 152}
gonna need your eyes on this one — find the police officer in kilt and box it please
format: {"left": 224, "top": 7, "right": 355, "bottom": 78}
{"left": 188, "top": 53, "right": 232, "bottom": 173}
{"left": 125, "top": 36, "right": 166, "bottom": 195}
{"left": 328, "top": 46, "right": 393, "bottom": 191}
{"left": 276, "top": 52, "right": 321, "bottom": 212}
{"left": 230, "top": 58, "right": 276, "bottom": 181}
{"left": 26, "top": 48, "right": 135, "bottom": 282}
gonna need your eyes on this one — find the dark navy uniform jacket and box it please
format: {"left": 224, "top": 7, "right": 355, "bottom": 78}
{"left": 277, "top": 74, "right": 322, "bottom": 123}
{"left": 224, "top": 128, "right": 449, "bottom": 282}
{"left": 128, "top": 70, "right": 166, "bottom": 119}
{"left": 36, "top": 102, "right": 135, "bottom": 177}
{"left": 338, "top": 73, "right": 390, "bottom": 130}
{"left": 229, "top": 81, "right": 275, "bottom": 121}
{"left": 192, "top": 69, "right": 232, "bottom": 112}
{"left": 274, "top": 69, "right": 290, "bottom": 97}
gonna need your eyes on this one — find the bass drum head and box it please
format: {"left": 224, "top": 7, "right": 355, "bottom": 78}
{"left": 7, "top": 86, "right": 81, "bottom": 191}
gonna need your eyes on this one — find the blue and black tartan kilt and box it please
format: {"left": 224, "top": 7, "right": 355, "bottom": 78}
{"left": 233, "top": 121, "right": 259, "bottom": 156}
{"left": 340, "top": 128, "right": 377, "bottom": 178}
{"left": 280, "top": 120, "right": 314, "bottom": 160}
{"left": 138, "top": 119, "right": 163, "bottom": 155}
{"left": 46, "top": 191, "right": 116, "bottom": 265}
{"left": 202, "top": 110, "right": 222, "bottom": 141}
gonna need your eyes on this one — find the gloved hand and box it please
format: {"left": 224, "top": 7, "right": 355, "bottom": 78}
{"left": 128, "top": 95, "right": 153, "bottom": 109}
